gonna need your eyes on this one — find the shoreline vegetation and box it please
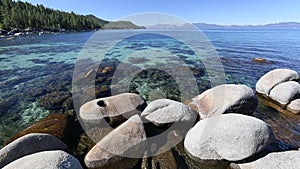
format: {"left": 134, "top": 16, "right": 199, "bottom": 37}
{"left": 0, "top": 0, "right": 145, "bottom": 38}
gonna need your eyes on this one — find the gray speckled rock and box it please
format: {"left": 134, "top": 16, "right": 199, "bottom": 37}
{"left": 84, "top": 115, "right": 146, "bottom": 169}
{"left": 234, "top": 151, "right": 300, "bottom": 169}
{"left": 79, "top": 93, "right": 146, "bottom": 126}
{"left": 269, "top": 81, "right": 300, "bottom": 106}
{"left": 188, "top": 84, "right": 257, "bottom": 119}
{"left": 141, "top": 99, "right": 197, "bottom": 126}
{"left": 3, "top": 150, "right": 83, "bottom": 169}
{"left": 256, "top": 69, "right": 299, "bottom": 96}
{"left": 287, "top": 99, "right": 300, "bottom": 114}
{"left": 184, "top": 114, "right": 275, "bottom": 162}
{"left": 0, "top": 133, "right": 67, "bottom": 168}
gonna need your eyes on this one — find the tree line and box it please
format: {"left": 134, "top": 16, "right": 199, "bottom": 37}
{"left": 0, "top": 0, "right": 108, "bottom": 31}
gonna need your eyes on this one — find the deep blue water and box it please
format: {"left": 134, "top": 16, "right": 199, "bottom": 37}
{"left": 0, "top": 29, "right": 300, "bottom": 147}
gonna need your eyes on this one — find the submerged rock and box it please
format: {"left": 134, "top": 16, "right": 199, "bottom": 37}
{"left": 0, "top": 133, "right": 67, "bottom": 168}
{"left": 287, "top": 99, "right": 300, "bottom": 114}
{"left": 75, "top": 127, "right": 113, "bottom": 158}
{"left": 269, "top": 81, "right": 300, "bottom": 107}
{"left": 79, "top": 93, "right": 146, "bottom": 126}
{"left": 256, "top": 69, "right": 299, "bottom": 96}
{"left": 38, "top": 91, "right": 70, "bottom": 110}
{"left": 98, "top": 66, "right": 114, "bottom": 75}
{"left": 184, "top": 114, "right": 275, "bottom": 163}
{"left": 150, "top": 149, "right": 179, "bottom": 169}
{"left": 84, "top": 115, "right": 146, "bottom": 169}
{"left": 188, "top": 84, "right": 257, "bottom": 119}
{"left": 252, "top": 57, "right": 269, "bottom": 64}
{"left": 233, "top": 151, "right": 300, "bottom": 169}
{"left": 4, "top": 114, "right": 70, "bottom": 145}
{"left": 3, "top": 150, "right": 83, "bottom": 169}
{"left": 141, "top": 99, "right": 197, "bottom": 127}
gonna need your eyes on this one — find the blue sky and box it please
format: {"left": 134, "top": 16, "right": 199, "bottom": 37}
{"left": 21, "top": 0, "right": 300, "bottom": 25}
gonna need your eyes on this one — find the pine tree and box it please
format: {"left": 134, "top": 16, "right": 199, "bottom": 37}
{"left": 0, "top": 0, "right": 107, "bottom": 31}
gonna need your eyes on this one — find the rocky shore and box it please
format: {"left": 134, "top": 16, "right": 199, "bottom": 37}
{"left": 256, "top": 69, "right": 300, "bottom": 114}
{"left": 0, "top": 28, "right": 94, "bottom": 38}
{"left": 0, "top": 68, "right": 300, "bottom": 169}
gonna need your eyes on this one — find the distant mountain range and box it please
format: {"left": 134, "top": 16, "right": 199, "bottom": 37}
{"left": 147, "top": 22, "right": 300, "bottom": 29}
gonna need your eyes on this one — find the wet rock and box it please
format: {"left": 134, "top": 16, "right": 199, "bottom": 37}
{"left": 84, "top": 115, "right": 146, "bottom": 169}
{"left": 98, "top": 66, "right": 114, "bottom": 75}
{"left": 3, "top": 150, "right": 83, "bottom": 169}
{"left": 151, "top": 150, "right": 178, "bottom": 169}
{"left": 256, "top": 69, "right": 299, "bottom": 96}
{"left": 141, "top": 99, "right": 197, "bottom": 127}
{"left": 184, "top": 114, "right": 275, "bottom": 162}
{"left": 269, "top": 81, "right": 300, "bottom": 107}
{"left": 5, "top": 110, "right": 86, "bottom": 161}
{"left": 188, "top": 84, "right": 257, "bottom": 119}
{"left": 2, "top": 76, "right": 32, "bottom": 88}
{"left": 62, "top": 97, "right": 74, "bottom": 110}
{"left": 140, "top": 130, "right": 192, "bottom": 169}
{"left": 94, "top": 85, "right": 111, "bottom": 98}
{"left": 233, "top": 151, "right": 300, "bottom": 169}
{"left": 174, "top": 140, "right": 230, "bottom": 169}
{"left": 80, "top": 93, "right": 146, "bottom": 126}
{"left": 4, "top": 114, "right": 71, "bottom": 146}
{"left": 38, "top": 91, "right": 70, "bottom": 110}
{"left": 75, "top": 127, "right": 113, "bottom": 159}
{"left": 287, "top": 99, "right": 300, "bottom": 114}
{"left": 0, "top": 133, "right": 67, "bottom": 168}
{"left": 252, "top": 57, "right": 269, "bottom": 63}
{"left": 190, "top": 66, "right": 205, "bottom": 77}
{"left": 24, "top": 88, "right": 47, "bottom": 98}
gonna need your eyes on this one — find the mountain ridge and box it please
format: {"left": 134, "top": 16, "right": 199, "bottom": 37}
{"left": 147, "top": 22, "right": 300, "bottom": 29}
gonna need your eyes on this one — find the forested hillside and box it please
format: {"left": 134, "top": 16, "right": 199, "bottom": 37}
{"left": 0, "top": 0, "right": 144, "bottom": 31}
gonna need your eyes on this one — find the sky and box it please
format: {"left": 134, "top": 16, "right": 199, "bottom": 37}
{"left": 20, "top": 0, "right": 300, "bottom": 26}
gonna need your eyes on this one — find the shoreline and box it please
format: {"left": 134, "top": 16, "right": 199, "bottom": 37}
{"left": 0, "top": 27, "right": 146, "bottom": 38}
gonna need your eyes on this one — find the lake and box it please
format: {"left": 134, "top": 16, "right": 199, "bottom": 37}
{"left": 0, "top": 29, "right": 300, "bottom": 148}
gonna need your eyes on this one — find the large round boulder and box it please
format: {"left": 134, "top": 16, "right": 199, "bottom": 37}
{"left": 287, "top": 99, "right": 300, "bottom": 114}
{"left": 141, "top": 99, "right": 197, "bottom": 127}
{"left": 184, "top": 114, "right": 275, "bottom": 162}
{"left": 188, "top": 84, "right": 257, "bottom": 119}
{"left": 256, "top": 69, "right": 299, "bottom": 96}
{"left": 3, "top": 150, "right": 83, "bottom": 169}
{"left": 0, "top": 133, "right": 67, "bottom": 168}
{"left": 84, "top": 115, "right": 147, "bottom": 169}
{"left": 269, "top": 81, "right": 300, "bottom": 106}
{"left": 79, "top": 93, "right": 146, "bottom": 126}
{"left": 232, "top": 151, "right": 300, "bottom": 169}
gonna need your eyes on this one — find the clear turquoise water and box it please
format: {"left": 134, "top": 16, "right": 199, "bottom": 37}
{"left": 0, "top": 29, "right": 300, "bottom": 147}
